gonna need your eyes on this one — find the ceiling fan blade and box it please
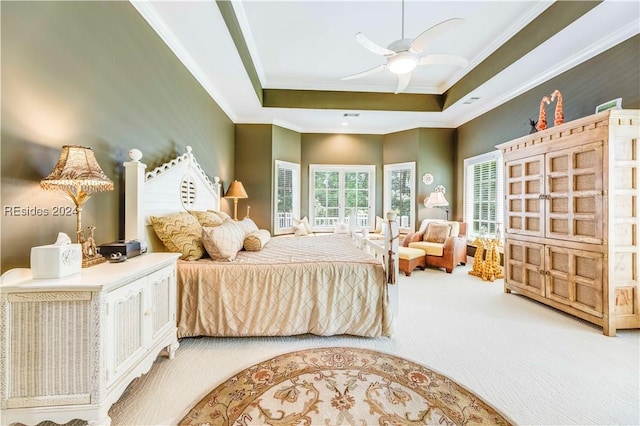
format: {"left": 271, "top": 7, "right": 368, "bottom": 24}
{"left": 419, "top": 54, "right": 468, "bottom": 67}
{"left": 341, "top": 64, "right": 386, "bottom": 81}
{"left": 409, "top": 18, "right": 465, "bottom": 54}
{"left": 395, "top": 72, "right": 411, "bottom": 94}
{"left": 355, "top": 32, "right": 396, "bottom": 56}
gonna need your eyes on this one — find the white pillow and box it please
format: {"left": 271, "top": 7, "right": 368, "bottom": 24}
{"left": 236, "top": 217, "right": 259, "bottom": 236}
{"left": 293, "top": 222, "right": 308, "bottom": 236}
{"left": 334, "top": 222, "right": 349, "bottom": 234}
{"left": 374, "top": 216, "right": 386, "bottom": 234}
{"left": 293, "top": 216, "right": 313, "bottom": 234}
{"left": 202, "top": 221, "right": 244, "bottom": 261}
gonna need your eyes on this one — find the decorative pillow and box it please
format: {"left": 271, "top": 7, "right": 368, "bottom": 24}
{"left": 402, "top": 231, "right": 425, "bottom": 247}
{"left": 293, "top": 222, "right": 308, "bottom": 236}
{"left": 374, "top": 216, "right": 385, "bottom": 233}
{"left": 208, "top": 210, "right": 232, "bottom": 222}
{"left": 201, "top": 221, "right": 244, "bottom": 261}
{"left": 293, "top": 216, "right": 313, "bottom": 234}
{"left": 244, "top": 229, "right": 271, "bottom": 251}
{"left": 150, "top": 212, "right": 204, "bottom": 260}
{"left": 334, "top": 222, "right": 349, "bottom": 234}
{"left": 236, "top": 217, "right": 259, "bottom": 236}
{"left": 424, "top": 222, "right": 451, "bottom": 244}
{"left": 188, "top": 210, "right": 224, "bottom": 227}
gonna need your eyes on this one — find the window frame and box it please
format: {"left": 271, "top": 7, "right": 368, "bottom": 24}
{"left": 308, "top": 164, "right": 375, "bottom": 232}
{"left": 463, "top": 150, "right": 504, "bottom": 240}
{"left": 273, "top": 160, "right": 300, "bottom": 235}
{"left": 383, "top": 162, "right": 416, "bottom": 232}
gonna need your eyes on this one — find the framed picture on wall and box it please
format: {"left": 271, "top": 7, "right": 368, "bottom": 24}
{"left": 595, "top": 98, "right": 622, "bottom": 113}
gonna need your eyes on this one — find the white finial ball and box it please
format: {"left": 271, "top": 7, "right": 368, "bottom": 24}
{"left": 186, "top": 146, "right": 193, "bottom": 153}
{"left": 213, "top": 176, "right": 220, "bottom": 183}
{"left": 129, "top": 149, "right": 143, "bottom": 161}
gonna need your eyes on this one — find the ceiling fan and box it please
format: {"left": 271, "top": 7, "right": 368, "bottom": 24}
{"left": 341, "top": 0, "right": 468, "bottom": 94}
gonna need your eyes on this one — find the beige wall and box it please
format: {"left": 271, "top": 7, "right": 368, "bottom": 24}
{"left": 1, "top": 1, "right": 234, "bottom": 272}
{"left": 301, "top": 133, "right": 384, "bottom": 218}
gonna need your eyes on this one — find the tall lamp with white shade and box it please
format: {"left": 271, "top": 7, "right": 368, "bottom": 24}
{"left": 424, "top": 184, "right": 449, "bottom": 220}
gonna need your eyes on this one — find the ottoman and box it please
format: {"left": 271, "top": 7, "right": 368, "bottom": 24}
{"left": 398, "top": 247, "right": 426, "bottom": 276}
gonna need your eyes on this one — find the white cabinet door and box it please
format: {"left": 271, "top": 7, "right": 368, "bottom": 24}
{"left": 147, "top": 265, "right": 176, "bottom": 342}
{"left": 105, "top": 278, "right": 146, "bottom": 387}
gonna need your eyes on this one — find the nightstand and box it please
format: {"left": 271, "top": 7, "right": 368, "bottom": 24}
{"left": 0, "top": 252, "right": 180, "bottom": 426}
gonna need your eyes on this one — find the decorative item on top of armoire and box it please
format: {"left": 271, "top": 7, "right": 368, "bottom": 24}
{"left": 41, "top": 145, "right": 114, "bottom": 267}
{"left": 535, "top": 95, "right": 551, "bottom": 131}
{"left": 550, "top": 89, "right": 564, "bottom": 126}
{"left": 528, "top": 117, "right": 538, "bottom": 134}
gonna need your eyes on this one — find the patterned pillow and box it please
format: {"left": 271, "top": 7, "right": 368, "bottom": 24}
{"left": 236, "top": 217, "right": 259, "bottom": 236}
{"left": 207, "top": 210, "right": 232, "bottom": 222}
{"left": 188, "top": 210, "right": 224, "bottom": 227}
{"left": 149, "top": 212, "right": 204, "bottom": 260}
{"left": 202, "top": 221, "right": 244, "bottom": 261}
{"left": 244, "top": 229, "right": 271, "bottom": 251}
{"left": 424, "top": 222, "right": 451, "bottom": 244}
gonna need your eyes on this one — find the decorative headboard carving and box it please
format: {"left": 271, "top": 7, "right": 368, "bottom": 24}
{"left": 124, "top": 146, "right": 221, "bottom": 252}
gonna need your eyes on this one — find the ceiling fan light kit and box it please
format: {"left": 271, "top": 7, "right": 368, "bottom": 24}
{"left": 387, "top": 52, "right": 418, "bottom": 75}
{"left": 342, "top": 0, "right": 467, "bottom": 94}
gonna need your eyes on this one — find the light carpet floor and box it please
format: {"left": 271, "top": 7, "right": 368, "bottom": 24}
{"left": 109, "top": 263, "right": 640, "bottom": 426}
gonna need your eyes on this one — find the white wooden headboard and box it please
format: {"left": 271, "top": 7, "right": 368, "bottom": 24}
{"left": 124, "top": 146, "right": 221, "bottom": 252}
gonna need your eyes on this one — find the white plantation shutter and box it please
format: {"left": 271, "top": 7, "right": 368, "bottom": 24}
{"left": 464, "top": 151, "right": 504, "bottom": 239}
{"left": 274, "top": 160, "right": 300, "bottom": 234}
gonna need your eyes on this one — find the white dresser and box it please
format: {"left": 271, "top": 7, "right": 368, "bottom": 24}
{"left": 0, "top": 253, "right": 180, "bottom": 425}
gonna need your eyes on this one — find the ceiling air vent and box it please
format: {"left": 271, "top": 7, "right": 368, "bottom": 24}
{"left": 343, "top": 113, "right": 360, "bottom": 117}
{"left": 463, "top": 97, "right": 481, "bottom": 105}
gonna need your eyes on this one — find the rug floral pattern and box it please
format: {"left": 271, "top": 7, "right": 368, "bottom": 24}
{"left": 180, "top": 347, "right": 512, "bottom": 426}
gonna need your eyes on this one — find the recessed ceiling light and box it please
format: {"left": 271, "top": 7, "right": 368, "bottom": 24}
{"left": 341, "top": 122, "right": 349, "bottom": 126}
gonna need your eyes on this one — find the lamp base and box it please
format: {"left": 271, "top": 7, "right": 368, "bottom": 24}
{"left": 82, "top": 253, "right": 106, "bottom": 268}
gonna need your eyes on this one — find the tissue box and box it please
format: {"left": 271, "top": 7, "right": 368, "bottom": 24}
{"left": 31, "top": 243, "right": 82, "bottom": 279}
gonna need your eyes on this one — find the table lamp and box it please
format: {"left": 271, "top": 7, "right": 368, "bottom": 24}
{"left": 41, "top": 145, "right": 114, "bottom": 267}
{"left": 224, "top": 180, "right": 248, "bottom": 220}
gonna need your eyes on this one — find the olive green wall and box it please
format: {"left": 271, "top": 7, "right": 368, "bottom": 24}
{"left": 1, "top": 1, "right": 234, "bottom": 272}
{"left": 383, "top": 129, "right": 457, "bottom": 227}
{"left": 234, "top": 124, "right": 272, "bottom": 229}
{"left": 234, "top": 124, "right": 301, "bottom": 231}
{"left": 454, "top": 35, "right": 640, "bottom": 217}
{"left": 300, "top": 133, "right": 384, "bottom": 218}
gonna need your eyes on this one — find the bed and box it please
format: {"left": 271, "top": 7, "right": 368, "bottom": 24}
{"left": 123, "top": 147, "right": 398, "bottom": 337}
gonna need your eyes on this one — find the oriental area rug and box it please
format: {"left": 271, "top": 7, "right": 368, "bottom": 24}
{"left": 180, "top": 347, "right": 512, "bottom": 426}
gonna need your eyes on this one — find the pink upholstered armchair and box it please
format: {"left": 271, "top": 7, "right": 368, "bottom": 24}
{"left": 404, "top": 220, "right": 467, "bottom": 273}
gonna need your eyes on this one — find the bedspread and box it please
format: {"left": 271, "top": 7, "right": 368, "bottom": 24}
{"left": 177, "top": 234, "right": 392, "bottom": 337}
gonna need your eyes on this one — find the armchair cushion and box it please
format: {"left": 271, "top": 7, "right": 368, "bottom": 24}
{"left": 409, "top": 241, "right": 444, "bottom": 257}
{"left": 424, "top": 222, "right": 451, "bottom": 243}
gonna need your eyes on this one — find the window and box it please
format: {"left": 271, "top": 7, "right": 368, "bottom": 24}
{"left": 464, "top": 151, "right": 504, "bottom": 239}
{"left": 384, "top": 162, "right": 415, "bottom": 231}
{"left": 273, "top": 160, "right": 300, "bottom": 235}
{"left": 309, "top": 165, "right": 375, "bottom": 231}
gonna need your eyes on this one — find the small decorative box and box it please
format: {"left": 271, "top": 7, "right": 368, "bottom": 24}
{"left": 31, "top": 241, "right": 82, "bottom": 279}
